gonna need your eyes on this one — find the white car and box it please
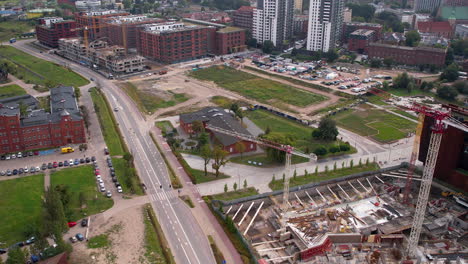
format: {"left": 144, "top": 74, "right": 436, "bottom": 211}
{"left": 17, "top": 152, "right": 22, "bottom": 158}
{"left": 100, "top": 186, "right": 106, "bottom": 192}
{"left": 96, "top": 175, "right": 102, "bottom": 181}
{"left": 24, "top": 167, "right": 29, "bottom": 173}
{"left": 98, "top": 179, "right": 103, "bottom": 184}
{"left": 5, "top": 155, "right": 10, "bottom": 160}
{"left": 35, "top": 166, "right": 40, "bottom": 171}
{"left": 11, "top": 154, "right": 16, "bottom": 159}
{"left": 106, "top": 191, "right": 112, "bottom": 198}
{"left": 117, "top": 186, "right": 123, "bottom": 193}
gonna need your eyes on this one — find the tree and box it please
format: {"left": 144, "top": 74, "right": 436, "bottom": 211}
{"left": 212, "top": 146, "right": 229, "bottom": 178}
{"left": 293, "top": 169, "right": 297, "bottom": 179}
{"left": 234, "top": 142, "right": 246, "bottom": 160}
{"left": 333, "top": 162, "right": 337, "bottom": 171}
{"left": 235, "top": 109, "right": 244, "bottom": 124}
{"left": 453, "top": 80, "right": 468, "bottom": 95}
{"left": 325, "top": 49, "right": 339, "bottom": 62}
{"left": 440, "top": 63, "right": 459, "bottom": 82}
{"left": 291, "top": 48, "right": 298, "bottom": 56}
{"left": 349, "top": 53, "right": 357, "bottom": 63}
{"left": 43, "top": 187, "right": 67, "bottom": 235}
{"left": 123, "top": 152, "right": 134, "bottom": 163}
{"left": 346, "top": 3, "right": 375, "bottom": 21}
{"left": 192, "top": 120, "right": 204, "bottom": 135}
{"left": 198, "top": 132, "right": 209, "bottom": 147}
{"left": 405, "top": 30, "right": 420, "bottom": 47}
{"left": 6, "top": 248, "right": 26, "bottom": 264}
{"left": 370, "top": 58, "right": 382, "bottom": 68}
{"left": 445, "top": 47, "right": 454, "bottom": 65}
{"left": 393, "top": 72, "right": 413, "bottom": 90}
{"left": 224, "top": 183, "right": 228, "bottom": 193}
{"left": 261, "top": 132, "right": 294, "bottom": 163}
{"left": 247, "top": 38, "right": 257, "bottom": 48}
{"left": 262, "top": 40, "right": 274, "bottom": 54}
{"left": 123, "top": 0, "right": 132, "bottom": 8}
{"left": 233, "top": 182, "right": 238, "bottom": 191}
{"left": 313, "top": 117, "right": 338, "bottom": 141}
{"left": 407, "top": 81, "right": 414, "bottom": 94}
{"left": 200, "top": 144, "right": 212, "bottom": 176}
{"left": 437, "top": 85, "right": 458, "bottom": 100}
{"left": 383, "top": 57, "right": 394, "bottom": 68}
{"left": 350, "top": 159, "right": 354, "bottom": 168}
{"left": 382, "top": 81, "right": 390, "bottom": 90}
{"left": 314, "top": 166, "right": 318, "bottom": 175}
{"left": 230, "top": 103, "right": 239, "bottom": 113}
{"left": 243, "top": 179, "right": 247, "bottom": 189}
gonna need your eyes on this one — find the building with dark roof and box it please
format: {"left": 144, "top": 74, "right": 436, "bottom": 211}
{"left": 0, "top": 86, "right": 85, "bottom": 154}
{"left": 368, "top": 43, "right": 447, "bottom": 66}
{"left": 179, "top": 107, "right": 257, "bottom": 154}
{"left": 348, "top": 29, "right": 375, "bottom": 53}
{"left": 342, "top": 22, "right": 382, "bottom": 42}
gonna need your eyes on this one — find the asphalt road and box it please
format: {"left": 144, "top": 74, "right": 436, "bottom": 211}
{"left": 12, "top": 40, "right": 215, "bottom": 264}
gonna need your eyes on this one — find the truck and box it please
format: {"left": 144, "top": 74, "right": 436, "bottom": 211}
{"left": 61, "top": 147, "right": 74, "bottom": 153}
{"left": 159, "top": 70, "right": 167, "bottom": 75}
{"left": 9, "top": 38, "right": 16, "bottom": 44}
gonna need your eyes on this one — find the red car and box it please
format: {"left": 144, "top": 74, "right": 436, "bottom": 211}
{"left": 68, "top": 222, "right": 77, "bottom": 228}
{"left": 95, "top": 169, "right": 100, "bottom": 175}
{"left": 33, "top": 151, "right": 39, "bottom": 156}
{"left": 53, "top": 162, "right": 58, "bottom": 168}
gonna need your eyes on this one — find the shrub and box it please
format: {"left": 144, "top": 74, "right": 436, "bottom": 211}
{"left": 314, "top": 146, "right": 328, "bottom": 156}
{"left": 339, "top": 143, "right": 351, "bottom": 151}
{"left": 329, "top": 145, "right": 340, "bottom": 153}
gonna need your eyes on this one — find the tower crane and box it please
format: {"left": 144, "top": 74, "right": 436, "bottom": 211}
{"left": 367, "top": 87, "right": 468, "bottom": 257}
{"left": 205, "top": 124, "right": 317, "bottom": 209}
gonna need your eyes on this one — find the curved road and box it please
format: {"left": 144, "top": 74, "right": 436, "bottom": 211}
{"left": 12, "top": 40, "right": 216, "bottom": 264}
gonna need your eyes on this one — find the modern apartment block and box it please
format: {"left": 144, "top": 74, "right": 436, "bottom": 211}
{"left": 306, "top": 0, "right": 344, "bottom": 52}
{"left": 0, "top": 86, "right": 86, "bottom": 154}
{"left": 36, "top": 17, "right": 77, "bottom": 48}
{"left": 137, "top": 23, "right": 212, "bottom": 64}
{"left": 102, "top": 15, "right": 163, "bottom": 50}
{"left": 74, "top": 10, "right": 129, "bottom": 40}
{"left": 253, "top": 0, "right": 294, "bottom": 47}
{"left": 232, "top": 6, "right": 255, "bottom": 31}
{"left": 414, "top": 0, "right": 442, "bottom": 12}
{"left": 58, "top": 38, "right": 145, "bottom": 73}
{"left": 214, "top": 27, "right": 247, "bottom": 55}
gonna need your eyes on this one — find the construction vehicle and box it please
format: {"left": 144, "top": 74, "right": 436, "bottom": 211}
{"left": 367, "top": 87, "right": 468, "bottom": 257}
{"left": 61, "top": 147, "right": 74, "bottom": 153}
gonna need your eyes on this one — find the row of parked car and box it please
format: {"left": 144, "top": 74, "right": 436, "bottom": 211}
{"left": 0, "top": 156, "right": 97, "bottom": 177}
{"left": 95, "top": 156, "right": 122, "bottom": 197}
{"left": 1, "top": 151, "right": 40, "bottom": 160}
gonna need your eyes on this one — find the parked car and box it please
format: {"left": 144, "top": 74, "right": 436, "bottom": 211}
{"left": 69, "top": 236, "right": 77, "bottom": 243}
{"left": 12, "top": 169, "right": 18, "bottom": 175}
{"left": 25, "top": 237, "right": 35, "bottom": 245}
{"left": 106, "top": 191, "right": 112, "bottom": 198}
{"left": 110, "top": 171, "right": 115, "bottom": 177}
{"left": 81, "top": 218, "right": 88, "bottom": 227}
{"left": 33, "top": 151, "right": 39, "bottom": 155}
{"left": 41, "top": 163, "right": 47, "bottom": 170}
{"left": 24, "top": 167, "right": 29, "bottom": 173}
{"left": 68, "top": 222, "right": 77, "bottom": 228}
{"left": 64, "top": 160, "right": 69, "bottom": 166}
{"left": 0, "top": 155, "right": 5, "bottom": 160}
{"left": 0, "top": 171, "right": 5, "bottom": 176}
{"left": 5, "top": 155, "right": 10, "bottom": 160}
{"left": 91, "top": 156, "right": 96, "bottom": 162}
{"left": 58, "top": 161, "right": 63, "bottom": 167}
{"left": 6, "top": 170, "right": 12, "bottom": 176}
{"left": 47, "top": 163, "right": 53, "bottom": 169}
{"left": 30, "top": 167, "right": 35, "bottom": 173}
{"left": 35, "top": 166, "right": 40, "bottom": 172}
{"left": 53, "top": 162, "right": 58, "bottom": 168}
{"left": 85, "top": 157, "right": 91, "bottom": 163}
{"left": 28, "top": 151, "right": 33, "bottom": 156}
{"left": 115, "top": 181, "right": 121, "bottom": 187}
{"left": 104, "top": 147, "right": 109, "bottom": 155}
{"left": 117, "top": 186, "right": 123, "bottom": 193}
{"left": 75, "top": 233, "right": 85, "bottom": 241}
{"left": 95, "top": 169, "right": 100, "bottom": 175}
{"left": 18, "top": 168, "right": 23, "bottom": 174}
{"left": 100, "top": 186, "right": 105, "bottom": 192}
{"left": 112, "top": 177, "right": 117, "bottom": 183}
{"left": 11, "top": 154, "right": 16, "bottom": 159}
{"left": 74, "top": 159, "right": 79, "bottom": 165}
{"left": 0, "top": 248, "right": 6, "bottom": 254}
{"left": 17, "top": 152, "right": 22, "bottom": 158}
{"left": 80, "top": 158, "right": 85, "bottom": 164}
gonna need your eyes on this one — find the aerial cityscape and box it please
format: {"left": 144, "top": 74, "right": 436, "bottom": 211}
{"left": 0, "top": 0, "right": 467, "bottom": 263}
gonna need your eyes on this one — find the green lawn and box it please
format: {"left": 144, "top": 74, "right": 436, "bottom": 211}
{"left": 143, "top": 205, "right": 176, "bottom": 264}
{"left": 211, "top": 187, "right": 259, "bottom": 201}
{"left": 269, "top": 163, "right": 380, "bottom": 190}
{"left": 0, "top": 84, "right": 26, "bottom": 99}
{"left": 191, "top": 168, "right": 229, "bottom": 184}
{"left": 0, "top": 20, "right": 34, "bottom": 42}
{"left": 246, "top": 109, "right": 356, "bottom": 156}
{"left": 87, "top": 234, "right": 110, "bottom": 249}
{"left": 190, "top": 66, "right": 327, "bottom": 108}
{"left": 155, "top": 121, "right": 175, "bottom": 135}
{"left": 112, "top": 158, "right": 143, "bottom": 195}
{"left": 0, "top": 175, "right": 44, "bottom": 246}
{"left": 333, "top": 104, "right": 416, "bottom": 143}
{"left": 0, "top": 46, "right": 89, "bottom": 88}
{"left": 90, "top": 88, "right": 125, "bottom": 156}
{"left": 120, "top": 82, "right": 189, "bottom": 114}
{"left": 50, "top": 166, "right": 114, "bottom": 221}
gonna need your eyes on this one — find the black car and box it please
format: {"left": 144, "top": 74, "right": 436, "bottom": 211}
{"left": 85, "top": 157, "right": 91, "bottom": 163}
{"left": 115, "top": 181, "right": 121, "bottom": 187}
{"left": 28, "top": 151, "right": 33, "bottom": 156}
{"left": 110, "top": 171, "right": 115, "bottom": 177}
{"left": 107, "top": 162, "right": 113, "bottom": 168}
{"left": 41, "top": 163, "right": 47, "bottom": 170}
{"left": 58, "top": 161, "right": 64, "bottom": 167}
{"left": 0, "top": 248, "right": 6, "bottom": 254}
{"left": 112, "top": 177, "right": 117, "bottom": 183}
{"left": 47, "top": 163, "right": 53, "bottom": 169}
{"left": 91, "top": 156, "right": 96, "bottom": 162}
{"left": 110, "top": 167, "right": 115, "bottom": 172}
{"left": 12, "top": 169, "right": 18, "bottom": 175}
{"left": 80, "top": 158, "right": 85, "bottom": 164}
{"left": 15, "top": 242, "right": 25, "bottom": 248}
{"left": 81, "top": 218, "right": 88, "bottom": 227}
{"left": 0, "top": 155, "right": 5, "bottom": 160}
{"left": 18, "top": 168, "right": 24, "bottom": 174}
{"left": 64, "top": 160, "right": 69, "bottom": 166}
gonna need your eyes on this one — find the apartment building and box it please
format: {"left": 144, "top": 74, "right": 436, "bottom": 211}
{"left": 253, "top": 0, "right": 294, "bottom": 47}
{"left": 74, "top": 10, "right": 129, "bottom": 40}
{"left": 35, "top": 17, "right": 77, "bottom": 48}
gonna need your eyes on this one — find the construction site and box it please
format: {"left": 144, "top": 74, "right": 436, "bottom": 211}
{"left": 206, "top": 93, "right": 468, "bottom": 264}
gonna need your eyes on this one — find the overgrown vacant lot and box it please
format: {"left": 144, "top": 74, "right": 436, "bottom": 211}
{"left": 333, "top": 104, "right": 416, "bottom": 143}
{"left": 0, "top": 84, "right": 26, "bottom": 99}
{"left": 51, "top": 166, "right": 113, "bottom": 221}
{"left": 0, "top": 175, "right": 44, "bottom": 246}
{"left": 0, "top": 46, "right": 89, "bottom": 88}
{"left": 0, "top": 20, "right": 34, "bottom": 42}
{"left": 190, "top": 66, "right": 327, "bottom": 108}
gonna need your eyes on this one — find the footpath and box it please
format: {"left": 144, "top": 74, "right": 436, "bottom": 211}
{"left": 151, "top": 127, "right": 243, "bottom": 264}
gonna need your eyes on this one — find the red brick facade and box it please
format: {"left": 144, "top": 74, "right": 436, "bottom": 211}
{"left": 417, "top": 21, "right": 454, "bottom": 38}
{"left": 348, "top": 30, "right": 375, "bottom": 53}
{"left": 102, "top": 17, "right": 163, "bottom": 50}
{"left": 36, "top": 20, "right": 77, "bottom": 48}
{"left": 368, "top": 43, "right": 446, "bottom": 66}
{"left": 0, "top": 114, "right": 85, "bottom": 154}
{"left": 215, "top": 28, "right": 246, "bottom": 55}
{"left": 74, "top": 11, "right": 129, "bottom": 40}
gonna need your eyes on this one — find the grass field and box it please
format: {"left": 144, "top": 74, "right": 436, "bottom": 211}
{"left": 191, "top": 168, "right": 229, "bottom": 184}
{"left": 155, "top": 121, "right": 174, "bottom": 135}
{"left": 0, "top": 20, "right": 34, "bottom": 42}
{"left": 333, "top": 104, "right": 416, "bottom": 143}
{"left": 50, "top": 166, "right": 114, "bottom": 221}
{"left": 90, "top": 88, "right": 125, "bottom": 156}
{"left": 0, "top": 175, "right": 44, "bottom": 246}
{"left": 246, "top": 109, "right": 356, "bottom": 156}
{"left": 211, "top": 187, "right": 259, "bottom": 201}
{"left": 112, "top": 158, "right": 143, "bottom": 195}
{"left": 190, "top": 66, "right": 327, "bottom": 108}
{"left": 0, "top": 84, "right": 26, "bottom": 99}
{"left": 0, "top": 46, "right": 89, "bottom": 88}
{"left": 269, "top": 163, "right": 380, "bottom": 190}
{"left": 120, "top": 82, "right": 189, "bottom": 114}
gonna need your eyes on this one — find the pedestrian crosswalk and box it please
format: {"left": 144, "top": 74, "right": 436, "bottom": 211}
{"left": 150, "top": 190, "right": 178, "bottom": 202}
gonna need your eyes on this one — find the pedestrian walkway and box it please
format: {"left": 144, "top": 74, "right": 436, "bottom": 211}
{"left": 44, "top": 171, "right": 50, "bottom": 190}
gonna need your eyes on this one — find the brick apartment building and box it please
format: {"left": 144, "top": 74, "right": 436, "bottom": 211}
{"left": 214, "top": 27, "right": 246, "bottom": 55}
{"left": 102, "top": 15, "right": 163, "bottom": 50}
{"left": 36, "top": 17, "right": 77, "bottom": 48}
{"left": 232, "top": 6, "right": 255, "bottom": 31}
{"left": 0, "top": 86, "right": 86, "bottom": 154}
{"left": 342, "top": 22, "right": 382, "bottom": 42}
{"left": 74, "top": 10, "right": 129, "bottom": 40}
{"left": 137, "top": 22, "right": 212, "bottom": 64}
{"left": 348, "top": 29, "right": 375, "bottom": 53}
{"left": 179, "top": 107, "right": 257, "bottom": 154}
{"left": 417, "top": 21, "right": 454, "bottom": 39}
{"left": 368, "top": 43, "right": 447, "bottom": 66}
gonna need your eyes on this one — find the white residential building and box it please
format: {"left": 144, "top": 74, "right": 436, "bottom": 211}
{"left": 253, "top": 0, "right": 294, "bottom": 47}
{"left": 414, "top": 0, "right": 441, "bottom": 12}
{"left": 306, "top": 0, "right": 344, "bottom": 52}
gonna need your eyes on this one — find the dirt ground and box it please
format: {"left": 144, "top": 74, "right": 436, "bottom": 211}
{"left": 69, "top": 204, "right": 146, "bottom": 264}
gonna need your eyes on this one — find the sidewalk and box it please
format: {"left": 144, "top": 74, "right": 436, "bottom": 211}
{"left": 151, "top": 127, "right": 243, "bottom": 264}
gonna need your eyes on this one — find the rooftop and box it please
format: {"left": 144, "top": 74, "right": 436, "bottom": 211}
{"left": 345, "top": 21, "right": 382, "bottom": 28}
{"left": 417, "top": 21, "right": 453, "bottom": 32}
{"left": 370, "top": 42, "right": 447, "bottom": 53}
{"left": 104, "top": 15, "right": 161, "bottom": 24}
{"left": 142, "top": 22, "right": 207, "bottom": 34}
{"left": 350, "top": 29, "right": 375, "bottom": 36}
{"left": 217, "top": 26, "right": 245, "bottom": 33}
